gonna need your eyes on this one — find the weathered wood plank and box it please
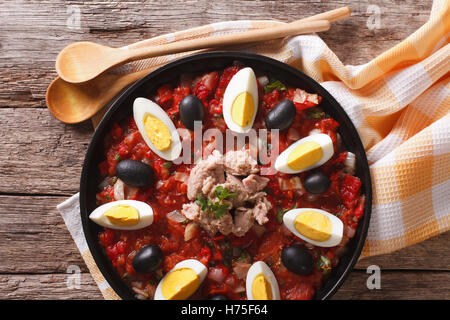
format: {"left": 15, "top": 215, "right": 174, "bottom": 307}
{"left": 1, "top": 195, "right": 449, "bottom": 274}
{"left": 0, "top": 195, "right": 90, "bottom": 273}
{"left": 0, "top": 0, "right": 432, "bottom": 108}
{"left": 0, "top": 273, "right": 103, "bottom": 300}
{"left": 1, "top": 271, "right": 448, "bottom": 300}
{"left": 333, "top": 271, "right": 450, "bottom": 300}
{"left": 0, "top": 108, "right": 91, "bottom": 195}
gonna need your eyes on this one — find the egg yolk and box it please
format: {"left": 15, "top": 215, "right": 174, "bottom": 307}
{"left": 143, "top": 114, "right": 172, "bottom": 150}
{"left": 161, "top": 268, "right": 200, "bottom": 300}
{"left": 231, "top": 91, "right": 254, "bottom": 127}
{"left": 104, "top": 205, "right": 139, "bottom": 226}
{"left": 252, "top": 274, "right": 273, "bottom": 300}
{"left": 287, "top": 141, "right": 323, "bottom": 171}
{"left": 294, "top": 210, "right": 332, "bottom": 242}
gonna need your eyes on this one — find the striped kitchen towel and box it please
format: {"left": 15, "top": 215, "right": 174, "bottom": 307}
{"left": 58, "top": 0, "right": 449, "bottom": 299}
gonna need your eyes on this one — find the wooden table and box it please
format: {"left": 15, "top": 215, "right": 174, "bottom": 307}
{"left": 1, "top": 0, "right": 448, "bottom": 300}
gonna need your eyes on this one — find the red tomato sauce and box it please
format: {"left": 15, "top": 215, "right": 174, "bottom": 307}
{"left": 96, "top": 65, "right": 365, "bottom": 300}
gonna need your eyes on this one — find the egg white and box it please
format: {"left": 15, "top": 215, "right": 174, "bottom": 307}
{"left": 275, "top": 133, "right": 334, "bottom": 174}
{"left": 283, "top": 208, "right": 343, "bottom": 247}
{"left": 154, "top": 259, "right": 207, "bottom": 300}
{"left": 133, "top": 97, "right": 182, "bottom": 161}
{"left": 222, "top": 67, "right": 259, "bottom": 133}
{"left": 246, "top": 261, "right": 280, "bottom": 300}
{"left": 89, "top": 200, "right": 154, "bottom": 231}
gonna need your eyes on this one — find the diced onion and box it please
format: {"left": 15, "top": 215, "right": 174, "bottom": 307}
{"left": 174, "top": 172, "right": 189, "bottom": 183}
{"left": 233, "top": 262, "right": 251, "bottom": 280}
{"left": 289, "top": 176, "right": 304, "bottom": 190}
{"left": 113, "top": 179, "right": 125, "bottom": 200}
{"left": 345, "top": 225, "right": 356, "bottom": 238}
{"left": 344, "top": 152, "right": 356, "bottom": 175}
{"left": 208, "top": 267, "right": 227, "bottom": 283}
{"left": 233, "top": 284, "right": 246, "bottom": 293}
{"left": 309, "top": 128, "right": 322, "bottom": 136}
{"left": 257, "top": 75, "right": 269, "bottom": 86}
{"left": 293, "top": 89, "right": 307, "bottom": 104}
{"left": 167, "top": 210, "right": 187, "bottom": 224}
{"left": 155, "top": 180, "right": 165, "bottom": 190}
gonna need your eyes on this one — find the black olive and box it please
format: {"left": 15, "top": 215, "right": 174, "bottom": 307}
{"left": 132, "top": 245, "right": 163, "bottom": 273}
{"left": 179, "top": 94, "right": 205, "bottom": 130}
{"left": 265, "top": 100, "right": 296, "bottom": 131}
{"left": 281, "top": 245, "right": 314, "bottom": 275}
{"left": 115, "top": 159, "right": 153, "bottom": 187}
{"left": 303, "top": 171, "right": 330, "bottom": 194}
{"left": 210, "top": 295, "right": 227, "bottom": 300}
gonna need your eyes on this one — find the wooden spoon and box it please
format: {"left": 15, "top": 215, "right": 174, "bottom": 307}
{"left": 56, "top": 19, "right": 330, "bottom": 84}
{"left": 46, "top": 69, "right": 152, "bottom": 124}
{"left": 48, "top": 7, "right": 351, "bottom": 124}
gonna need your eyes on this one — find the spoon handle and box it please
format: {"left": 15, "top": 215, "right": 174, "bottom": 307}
{"left": 300, "top": 6, "right": 350, "bottom": 23}
{"left": 125, "top": 7, "right": 350, "bottom": 51}
{"left": 121, "top": 19, "right": 330, "bottom": 63}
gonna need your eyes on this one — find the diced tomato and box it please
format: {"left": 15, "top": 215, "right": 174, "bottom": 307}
{"left": 198, "top": 246, "right": 212, "bottom": 266}
{"left": 157, "top": 84, "right": 173, "bottom": 104}
{"left": 263, "top": 89, "right": 280, "bottom": 109}
{"left": 282, "top": 282, "right": 316, "bottom": 300}
{"left": 173, "top": 86, "right": 191, "bottom": 108}
{"left": 340, "top": 175, "right": 361, "bottom": 209}
{"left": 99, "top": 229, "right": 115, "bottom": 247}
{"left": 194, "top": 71, "right": 219, "bottom": 102}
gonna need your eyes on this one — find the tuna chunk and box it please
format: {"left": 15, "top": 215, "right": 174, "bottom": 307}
{"left": 233, "top": 207, "right": 254, "bottom": 237}
{"left": 223, "top": 149, "right": 259, "bottom": 176}
{"left": 242, "top": 174, "right": 270, "bottom": 193}
{"left": 181, "top": 202, "right": 201, "bottom": 220}
{"left": 252, "top": 197, "right": 272, "bottom": 225}
{"left": 187, "top": 150, "right": 225, "bottom": 200}
{"left": 211, "top": 214, "right": 234, "bottom": 236}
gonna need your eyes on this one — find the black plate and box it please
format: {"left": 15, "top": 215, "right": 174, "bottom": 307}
{"left": 80, "top": 51, "right": 372, "bottom": 300}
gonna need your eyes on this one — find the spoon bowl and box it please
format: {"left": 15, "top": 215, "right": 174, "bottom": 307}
{"left": 56, "top": 42, "right": 126, "bottom": 84}
{"left": 46, "top": 69, "right": 150, "bottom": 124}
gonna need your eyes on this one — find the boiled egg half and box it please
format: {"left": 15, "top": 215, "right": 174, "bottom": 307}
{"left": 283, "top": 208, "right": 343, "bottom": 247}
{"left": 154, "top": 259, "right": 207, "bottom": 300}
{"left": 133, "top": 97, "right": 182, "bottom": 161}
{"left": 275, "top": 133, "right": 333, "bottom": 174}
{"left": 222, "top": 67, "right": 258, "bottom": 133}
{"left": 89, "top": 200, "right": 154, "bottom": 230}
{"left": 246, "top": 261, "right": 280, "bottom": 300}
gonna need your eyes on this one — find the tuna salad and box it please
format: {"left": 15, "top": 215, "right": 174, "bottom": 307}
{"left": 182, "top": 149, "right": 271, "bottom": 237}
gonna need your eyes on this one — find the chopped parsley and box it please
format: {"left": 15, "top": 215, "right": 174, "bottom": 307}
{"left": 195, "top": 187, "right": 235, "bottom": 219}
{"left": 307, "top": 108, "right": 327, "bottom": 119}
{"left": 317, "top": 255, "right": 332, "bottom": 275}
{"left": 276, "top": 204, "right": 297, "bottom": 224}
{"left": 238, "top": 251, "right": 250, "bottom": 262}
{"left": 215, "top": 186, "right": 237, "bottom": 201}
{"left": 264, "top": 79, "right": 287, "bottom": 94}
{"left": 196, "top": 194, "right": 211, "bottom": 211}
{"left": 162, "top": 161, "right": 172, "bottom": 169}
{"left": 114, "top": 154, "right": 120, "bottom": 161}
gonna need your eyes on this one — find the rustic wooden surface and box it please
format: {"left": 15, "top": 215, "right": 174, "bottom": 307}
{"left": 1, "top": 0, "right": 448, "bottom": 300}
